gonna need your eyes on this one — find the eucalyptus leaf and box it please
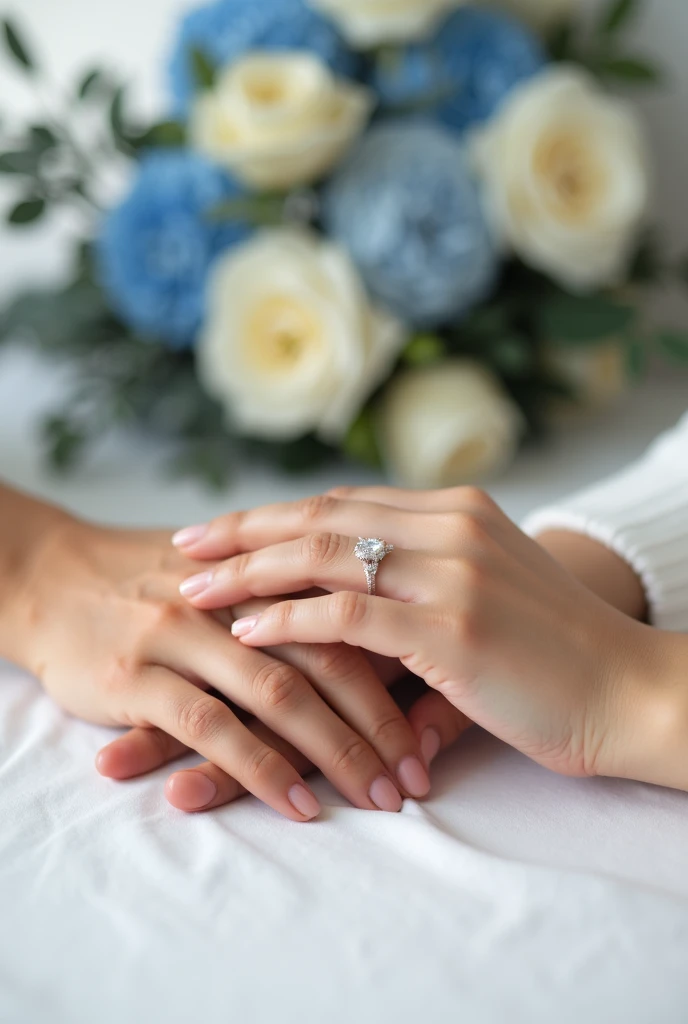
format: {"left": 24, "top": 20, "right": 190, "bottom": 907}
{"left": 77, "top": 68, "right": 105, "bottom": 100}
{"left": 30, "top": 124, "right": 57, "bottom": 151}
{"left": 2, "top": 19, "right": 34, "bottom": 72}
{"left": 8, "top": 196, "right": 46, "bottom": 225}
{"left": 343, "top": 408, "right": 383, "bottom": 469}
{"left": 167, "top": 439, "right": 233, "bottom": 490}
{"left": 130, "top": 120, "right": 186, "bottom": 150}
{"left": 190, "top": 48, "right": 217, "bottom": 91}
{"left": 599, "top": 57, "right": 663, "bottom": 84}
{"left": 600, "top": 0, "right": 640, "bottom": 35}
{"left": 657, "top": 331, "right": 688, "bottom": 364}
{"left": 109, "top": 86, "right": 130, "bottom": 148}
{"left": 538, "top": 294, "right": 636, "bottom": 345}
{"left": 42, "top": 415, "right": 88, "bottom": 472}
{"left": 0, "top": 150, "right": 39, "bottom": 174}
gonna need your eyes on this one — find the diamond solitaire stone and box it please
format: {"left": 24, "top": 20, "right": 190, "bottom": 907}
{"left": 355, "top": 538, "right": 391, "bottom": 563}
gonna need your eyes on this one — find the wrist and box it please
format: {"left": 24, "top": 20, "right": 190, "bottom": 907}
{"left": 596, "top": 620, "right": 688, "bottom": 791}
{"left": 0, "top": 489, "right": 77, "bottom": 667}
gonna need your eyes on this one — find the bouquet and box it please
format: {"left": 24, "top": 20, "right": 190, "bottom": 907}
{"left": 1, "top": 0, "right": 687, "bottom": 489}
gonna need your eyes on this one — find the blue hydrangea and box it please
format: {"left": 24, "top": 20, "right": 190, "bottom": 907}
{"left": 369, "top": 6, "right": 546, "bottom": 134}
{"left": 323, "top": 122, "right": 497, "bottom": 327}
{"left": 169, "top": 0, "right": 357, "bottom": 114}
{"left": 97, "top": 151, "right": 249, "bottom": 349}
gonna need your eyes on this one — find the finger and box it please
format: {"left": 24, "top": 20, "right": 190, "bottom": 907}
{"left": 137, "top": 667, "right": 322, "bottom": 822}
{"left": 406, "top": 691, "right": 473, "bottom": 769}
{"left": 327, "top": 485, "right": 495, "bottom": 515}
{"left": 166, "top": 718, "right": 313, "bottom": 812}
{"left": 172, "top": 495, "right": 420, "bottom": 560}
{"left": 164, "top": 619, "right": 404, "bottom": 813}
{"left": 96, "top": 726, "right": 189, "bottom": 779}
{"left": 232, "top": 592, "right": 419, "bottom": 663}
{"left": 268, "top": 640, "right": 430, "bottom": 799}
{"left": 180, "top": 534, "right": 426, "bottom": 610}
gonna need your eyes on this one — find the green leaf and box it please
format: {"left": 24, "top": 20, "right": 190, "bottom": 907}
{"left": 490, "top": 335, "right": 533, "bottom": 377}
{"left": 600, "top": 0, "right": 640, "bottom": 35}
{"left": 343, "top": 408, "right": 383, "bottom": 470}
{"left": 548, "top": 22, "right": 575, "bottom": 62}
{"left": 629, "top": 232, "right": 664, "bottom": 284}
{"left": 109, "top": 86, "right": 129, "bottom": 148}
{"left": 676, "top": 253, "right": 688, "bottom": 289}
{"left": 625, "top": 334, "right": 647, "bottom": 380}
{"left": 0, "top": 149, "right": 40, "bottom": 174}
{"left": 130, "top": 120, "right": 186, "bottom": 150}
{"left": 598, "top": 57, "right": 663, "bottom": 85}
{"left": 539, "top": 294, "right": 636, "bottom": 345}
{"left": 30, "top": 124, "right": 57, "bottom": 151}
{"left": 77, "top": 68, "right": 104, "bottom": 99}
{"left": 207, "top": 193, "right": 286, "bottom": 226}
{"left": 657, "top": 331, "right": 688, "bottom": 364}
{"left": 167, "top": 439, "right": 233, "bottom": 490}
{"left": 190, "top": 47, "right": 217, "bottom": 91}
{"left": 402, "top": 333, "right": 445, "bottom": 367}
{"left": 42, "top": 415, "right": 87, "bottom": 472}
{"left": 7, "top": 196, "right": 46, "bottom": 224}
{"left": 2, "top": 19, "right": 34, "bottom": 72}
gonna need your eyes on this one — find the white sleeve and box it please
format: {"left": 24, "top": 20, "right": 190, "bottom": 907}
{"left": 522, "top": 412, "right": 688, "bottom": 632}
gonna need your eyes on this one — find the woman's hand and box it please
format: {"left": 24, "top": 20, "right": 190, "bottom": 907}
{"left": 6, "top": 509, "right": 441, "bottom": 820}
{"left": 176, "top": 486, "right": 654, "bottom": 783}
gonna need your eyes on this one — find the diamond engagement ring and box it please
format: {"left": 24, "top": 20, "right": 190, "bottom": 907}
{"left": 354, "top": 538, "right": 394, "bottom": 596}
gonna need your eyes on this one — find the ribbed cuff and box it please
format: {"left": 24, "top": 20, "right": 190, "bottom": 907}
{"left": 522, "top": 416, "right": 688, "bottom": 633}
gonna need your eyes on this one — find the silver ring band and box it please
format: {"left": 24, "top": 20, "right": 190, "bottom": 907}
{"left": 354, "top": 538, "right": 394, "bottom": 597}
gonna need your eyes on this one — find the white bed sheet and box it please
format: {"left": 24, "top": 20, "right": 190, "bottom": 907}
{"left": 2, "top": 351, "right": 688, "bottom": 1024}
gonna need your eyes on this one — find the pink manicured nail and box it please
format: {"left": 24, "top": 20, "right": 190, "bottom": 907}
{"left": 179, "top": 571, "right": 214, "bottom": 598}
{"left": 421, "top": 728, "right": 441, "bottom": 767}
{"left": 369, "top": 775, "right": 403, "bottom": 813}
{"left": 288, "top": 784, "right": 321, "bottom": 820}
{"left": 231, "top": 616, "right": 260, "bottom": 638}
{"left": 397, "top": 756, "right": 431, "bottom": 798}
{"left": 172, "top": 524, "right": 209, "bottom": 548}
{"left": 167, "top": 771, "right": 217, "bottom": 810}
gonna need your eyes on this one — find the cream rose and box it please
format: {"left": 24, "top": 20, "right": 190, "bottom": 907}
{"left": 471, "top": 67, "right": 650, "bottom": 291}
{"left": 198, "top": 228, "right": 406, "bottom": 442}
{"left": 306, "top": 0, "right": 464, "bottom": 47}
{"left": 485, "top": 0, "right": 579, "bottom": 33}
{"left": 548, "top": 340, "right": 628, "bottom": 412}
{"left": 189, "top": 52, "right": 373, "bottom": 191}
{"left": 379, "top": 360, "right": 524, "bottom": 488}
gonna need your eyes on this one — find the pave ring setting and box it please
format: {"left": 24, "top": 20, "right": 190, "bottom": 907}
{"left": 354, "top": 538, "right": 394, "bottom": 597}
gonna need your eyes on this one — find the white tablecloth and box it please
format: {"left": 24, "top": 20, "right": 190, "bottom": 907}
{"left": 2, "top": 350, "right": 688, "bottom": 1024}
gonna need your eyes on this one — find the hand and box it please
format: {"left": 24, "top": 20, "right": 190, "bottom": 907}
{"left": 11, "top": 514, "right": 440, "bottom": 819}
{"left": 176, "top": 486, "right": 651, "bottom": 782}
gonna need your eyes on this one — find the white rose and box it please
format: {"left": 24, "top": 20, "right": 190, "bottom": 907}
{"left": 471, "top": 67, "right": 650, "bottom": 291}
{"left": 306, "top": 0, "right": 464, "bottom": 47}
{"left": 189, "top": 52, "right": 373, "bottom": 191}
{"left": 198, "top": 228, "right": 406, "bottom": 442}
{"left": 548, "top": 340, "right": 628, "bottom": 412}
{"left": 379, "top": 360, "right": 524, "bottom": 488}
{"left": 484, "top": 0, "right": 579, "bottom": 33}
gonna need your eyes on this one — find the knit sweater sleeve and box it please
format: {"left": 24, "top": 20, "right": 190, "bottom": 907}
{"left": 522, "top": 413, "right": 688, "bottom": 632}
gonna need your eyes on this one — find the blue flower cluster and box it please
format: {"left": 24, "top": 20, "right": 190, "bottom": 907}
{"left": 99, "top": 0, "right": 547, "bottom": 349}
{"left": 97, "top": 152, "right": 249, "bottom": 348}
{"left": 324, "top": 122, "right": 497, "bottom": 326}
{"left": 168, "top": 0, "right": 357, "bottom": 114}
{"left": 369, "top": 7, "right": 545, "bottom": 133}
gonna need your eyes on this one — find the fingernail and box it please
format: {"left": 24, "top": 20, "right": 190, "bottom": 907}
{"left": 288, "top": 784, "right": 321, "bottom": 820}
{"left": 369, "top": 775, "right": 403, "bottom": 813}
{"left": 179, "top": 570, "right": 214, "bottom": 599}
{"left": 421, "top": 727, "right": 441, "bottom": 767}
{"left": 397, "top": 756, "right": 431, "bottom": 798}
{"left": 231, "top": 616, "right": 260, "bottom": 638}
{"left": 168, "top": 771, "right": 217, "bottom": 810}
{"left": 172, "top": 524, "right": 209, "bottom": 548}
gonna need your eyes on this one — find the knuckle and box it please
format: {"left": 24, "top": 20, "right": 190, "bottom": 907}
{"left": 443, "top": 511, "right": 489, "bottom": 548}
{"left": 251, "top": 662, "right": 303, "bottom": 714}
{"left": 242, "top": 744, "right": 285, "bottom": 784}
{"left": 153, "top": 600, "right": 187, "bottom": 632}
{"left": 367, "top": 712, "right": 406, "bottom": 748}
{"left": 456, "top": 555, "right": 486, "bottom": 593}
{"left": 307, "top": 642, "right": 357, "bottom": 681}
{"left": 228, "top": 550, "right": 253, "bottom": 580}
{"left": 452, "top": 607, "right": 482, "bottom": 650}
{"left": 176, "top": 693, "right": 223, "bottom": 744}
{"left": 102, "top": 655, "right": 141, "bottom": 697}
{"left": 304, "top": 531, "right": 346, "bottom": 569}
{"left": 330, "top": 735, "right": 372, "bottom": 775}
{"left": 332, "top": 590, "right": 369, "bottom": 630}
{"left": 297, "top": 494, "right": 338, "bottom": 525}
